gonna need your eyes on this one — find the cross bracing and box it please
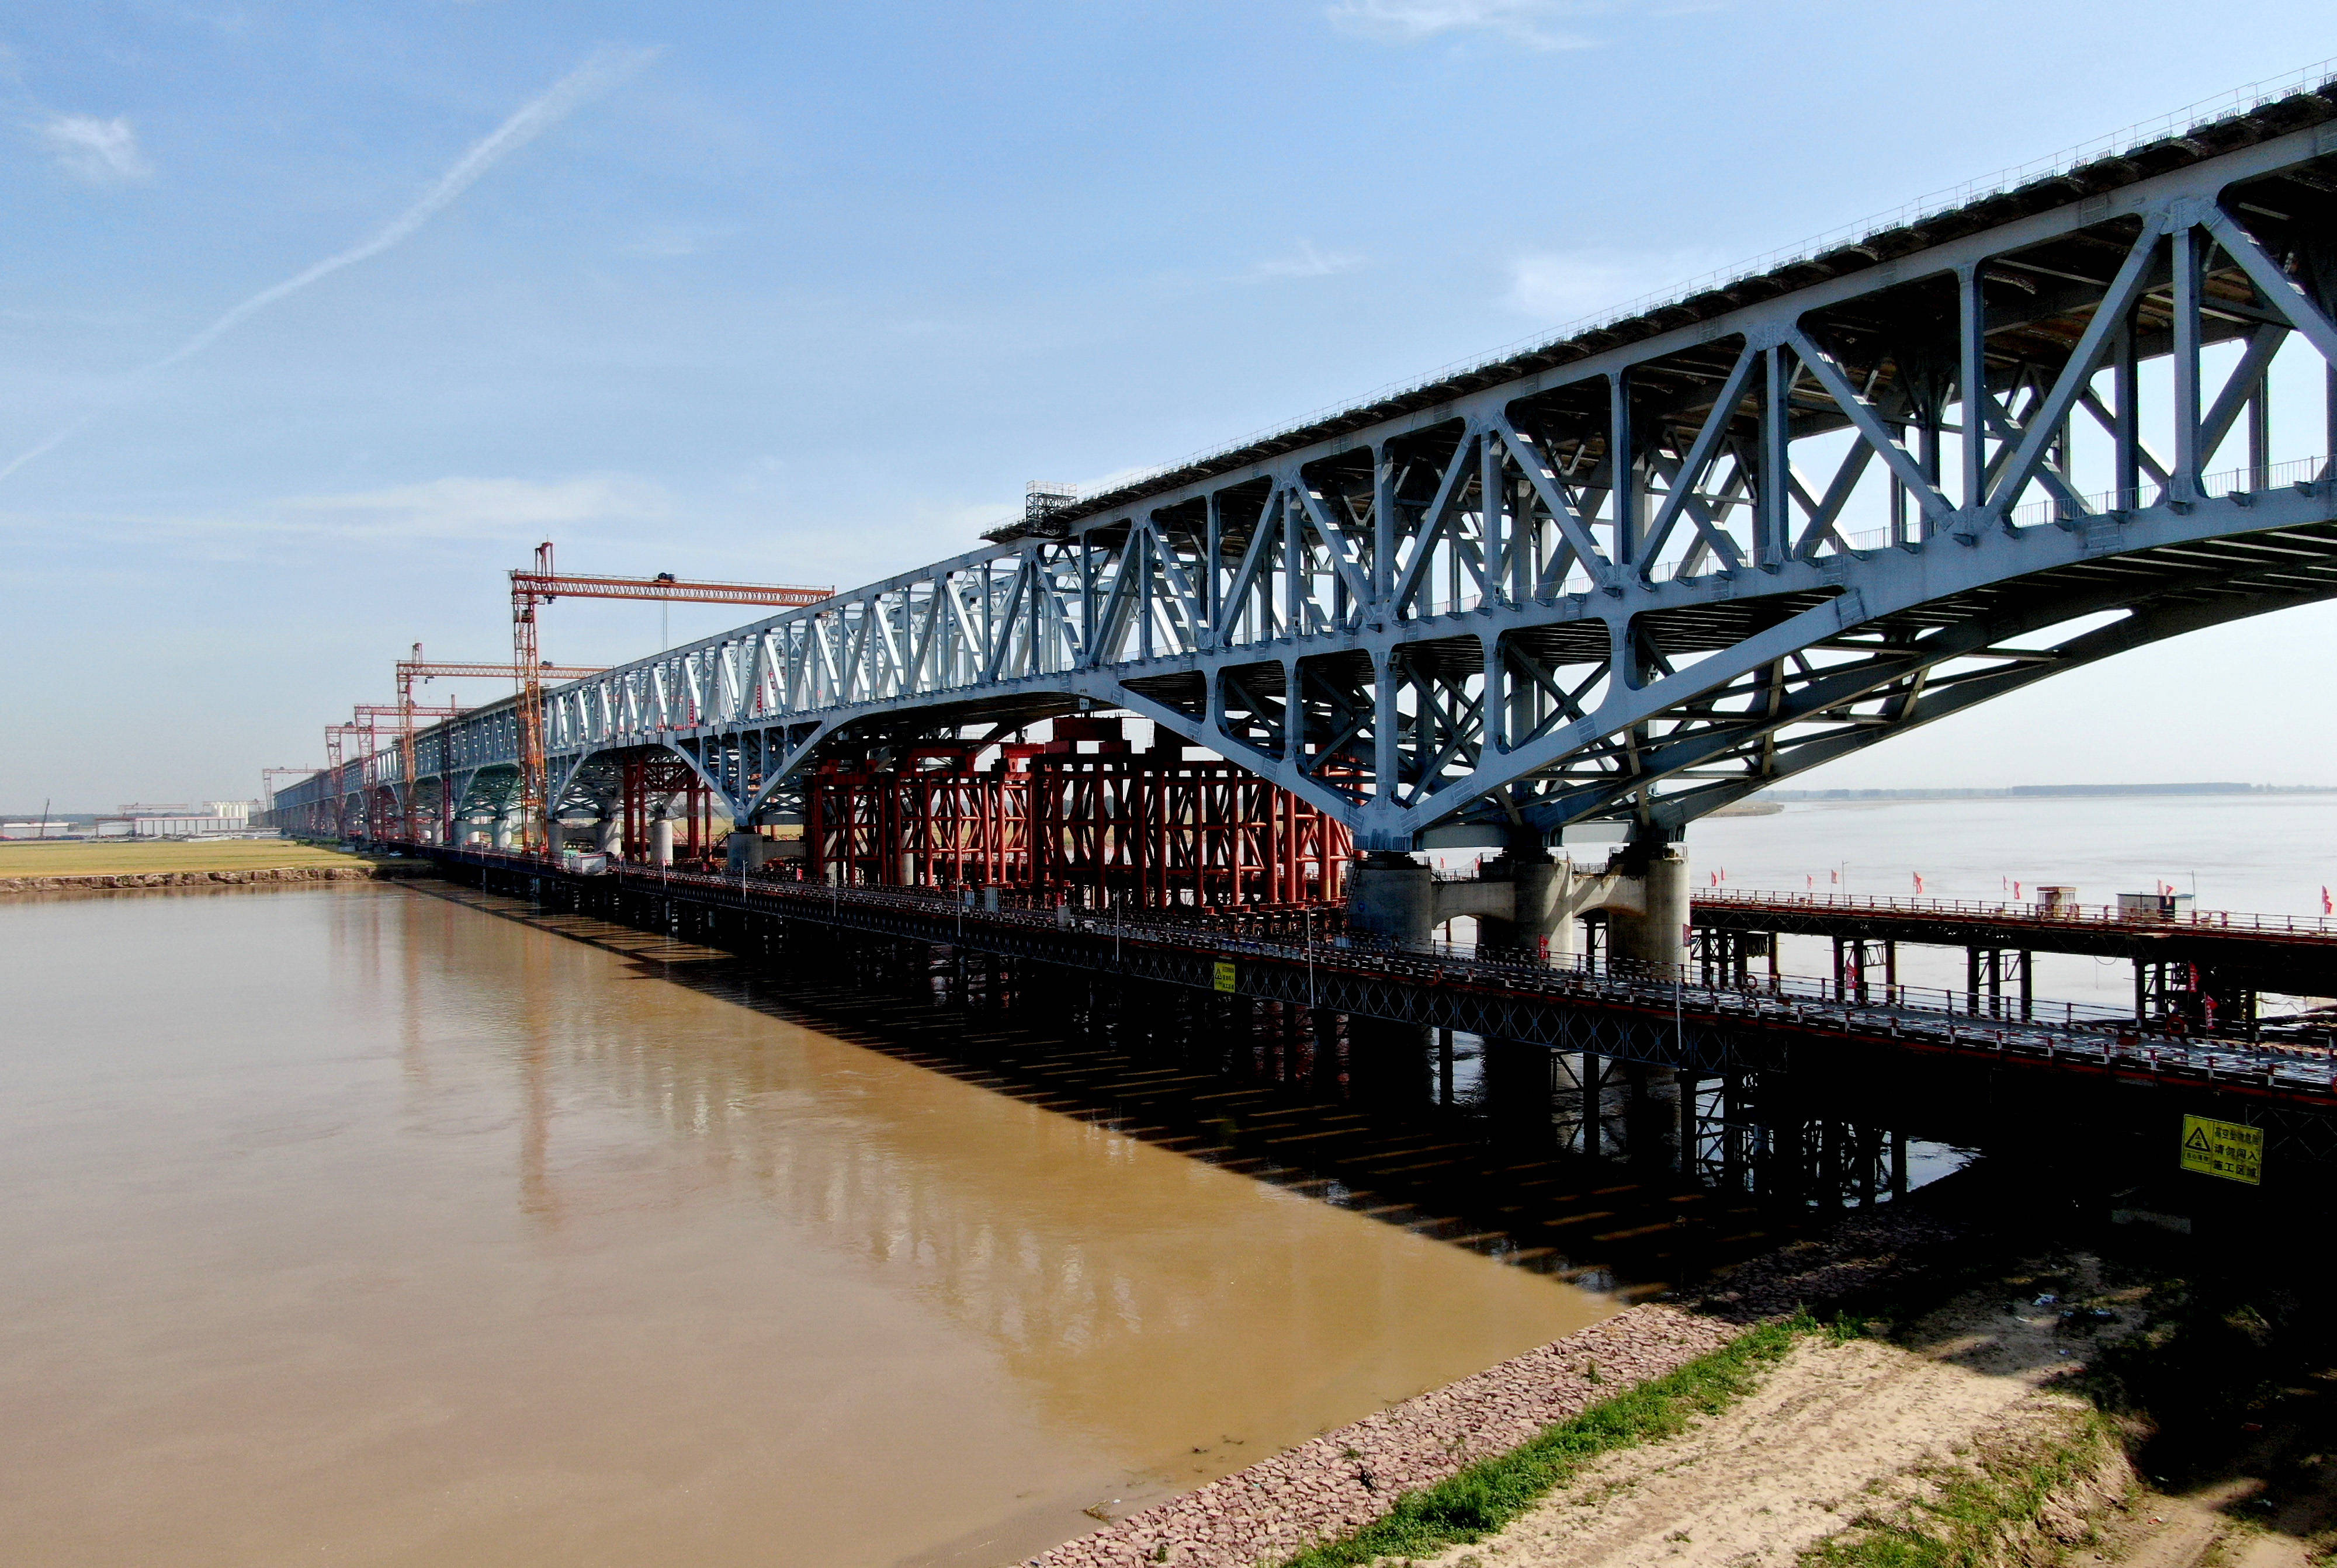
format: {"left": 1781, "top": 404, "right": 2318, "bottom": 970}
{"left": 272, "top": 83, "right": 2337, "bottom": 852}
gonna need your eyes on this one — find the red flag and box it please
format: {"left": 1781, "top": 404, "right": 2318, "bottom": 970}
{"left": 1710, "top": 870, "right": 1719, "bottom": 887}
{"left": 1830, "top": 868, "right": 1839, "bottom": 884}
{"left": 2013, "top": 880, "right": 2022, "bottom": 900}
{"left": 2323, "top": 885, "right": 2332, "bottom": 916}
{"left": 1806, "top": 875, "right": 1814, "bottom": 890}
{"left": 1913, "top": 872, "right": 1925, "bottom": 894}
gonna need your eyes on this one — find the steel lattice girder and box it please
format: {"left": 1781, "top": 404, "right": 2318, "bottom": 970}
{"left": 278, "top": 96, "right": 2337, "bottom": 848}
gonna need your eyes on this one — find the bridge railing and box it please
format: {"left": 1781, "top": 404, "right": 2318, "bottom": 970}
{"left": 1695, "top": 885, "right": 2337, "bottom": 937}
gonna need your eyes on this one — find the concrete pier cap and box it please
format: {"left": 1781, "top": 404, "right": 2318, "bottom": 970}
{"left": 1342, "top": 817, "right": 1687, "bottom": 970}
{"left": 1605, "top": 826, "right": 1691, "bottom": 975}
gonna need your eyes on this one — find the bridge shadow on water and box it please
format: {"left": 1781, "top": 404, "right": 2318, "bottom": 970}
{"left": 407, "top": 877, "right": 2006, "bottom": 1300}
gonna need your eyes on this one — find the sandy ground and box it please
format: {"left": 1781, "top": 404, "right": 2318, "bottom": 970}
{"left": 0, "top": 839, "right": 382, "bottom": 875}
{"left": 1409, "top": 1263, "right": 2127, "bottom": 1568}
{"left": 2090, "top": 1459, "right": 2337, "bottom": 1568}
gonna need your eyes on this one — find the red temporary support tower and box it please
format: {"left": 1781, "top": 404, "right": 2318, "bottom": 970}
{"left": 617, "top": 751, "right": 718, "bottom": 866}
{"left": 804, "top": 717, "right": 1350, "bottom": 908}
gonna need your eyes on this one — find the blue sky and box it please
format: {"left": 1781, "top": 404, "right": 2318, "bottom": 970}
{"left": 2, "top": 2, "right": 2333, "bottom": 810}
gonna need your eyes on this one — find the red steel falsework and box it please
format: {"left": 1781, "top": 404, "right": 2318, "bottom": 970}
{"left": 617, "top": 752, "right": 716, "bottom": 865}
{"left": 804, "top": 717, "right": 1350, "bottom": 908}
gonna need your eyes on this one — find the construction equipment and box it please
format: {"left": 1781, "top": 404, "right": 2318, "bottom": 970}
{"left": 261, "top": 768, "right": 323, "bottom": 815}
{"left": 394, "top": 645, "right": 605, "bottom": 695}
{"left": 353, "top": 701, "right": 465, "bottom": 723}
{"left": 510, "top": 543, "right": 831, "bottom": 849}
{"left": 393, "top": 645, "right": 604, "bottom": 842}
{"left": 324, "top": 722, "right": 383, "bottom": 771}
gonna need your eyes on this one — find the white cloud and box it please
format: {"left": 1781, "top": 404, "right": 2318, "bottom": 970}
{"left": 0, "top": 475, "right": 675, "bottom": 565}
{"left": 1326, "top": 0, "right": 1604, "bottom": 49}
{"left": 37, "top": 114, "right": 151, "bottom": 183}
{"left": 0, "top": 46, "right": 657, "bottom": 485}
{"left": 278, "top": 474, "right": 672, "bottom": 540}
{"left": 1503, "top": 247, "right": 1730, "bottom": 324}
{"left": 1252, "top": 241, "right": 1365, "bottom": 280}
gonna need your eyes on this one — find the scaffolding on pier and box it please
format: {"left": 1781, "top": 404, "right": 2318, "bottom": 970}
{"left": 803, "top": 717, "right": 1349, "bottom": 908}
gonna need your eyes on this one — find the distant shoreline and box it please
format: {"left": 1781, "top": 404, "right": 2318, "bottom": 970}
{"left": 1764, "top": 783, "right": 2333, "bottom": 803}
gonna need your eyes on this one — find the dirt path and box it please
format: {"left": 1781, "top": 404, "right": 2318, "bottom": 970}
{"left": 1410, "top": 1268, "right": 2122, "bottom": 1568}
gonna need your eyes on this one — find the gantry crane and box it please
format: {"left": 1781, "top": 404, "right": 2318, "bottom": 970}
{"left": 509, "top": 542, "right": 831, "bottom": 848}
{"left": 260, "top": 767, "right": 323, "bottom": 820}
{"left": 324, "top": 721, "right": 383, "bottom": 771}
{"left": 393, "top": 645, "right": 605, "bottom": 842}
{"left": 353, "top": 700, "right": 466, "bottom": 723}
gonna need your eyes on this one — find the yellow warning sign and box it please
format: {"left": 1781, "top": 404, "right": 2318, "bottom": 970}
{"left": 1213, "top": 961, "right": 1237, "bottom": 994}
{"left": 2180, "top": 1115, "right": 2263, "bottom": 1185}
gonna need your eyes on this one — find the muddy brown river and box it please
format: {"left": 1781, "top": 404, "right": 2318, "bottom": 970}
{"left": 0, "top": 883, "right": 1614, "bottom": 1567}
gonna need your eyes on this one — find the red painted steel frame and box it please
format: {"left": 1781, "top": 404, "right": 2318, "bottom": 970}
{"left": 803, "top": 719, "right": 1350, "bottom": 907}
{"left": 618, "top": 752, "right": 716, "bottom": 865}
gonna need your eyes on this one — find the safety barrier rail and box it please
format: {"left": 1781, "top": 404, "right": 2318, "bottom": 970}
{"left": 1695, "top": 886, "right": 2337, "bottom": 938}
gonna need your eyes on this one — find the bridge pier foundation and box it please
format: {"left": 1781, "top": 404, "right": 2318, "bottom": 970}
{"left": 1607, "top": 840, "right": 1690, "bottom": 975}
{"left": 1346, "top": 852, "right": 1434, "bottom": 946}
{"left": 726, "top": 830, "right": 772, "bottom": 873}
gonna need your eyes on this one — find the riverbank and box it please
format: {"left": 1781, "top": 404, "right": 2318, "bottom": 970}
{"left": 0, "top": 838, "right": 404, "bottom": 876}
{"left": 1028, "top": 1207, "right": 1964, "bottom": 1568}
{"left": 0, "top": 857, "right": 432, "bottom": 894}
{"left": 1031, "top": 1195, "right": 2337, "bottom": 1568}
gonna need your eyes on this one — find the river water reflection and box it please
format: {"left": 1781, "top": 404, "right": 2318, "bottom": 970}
{"left": 0, "top": 884, "right": 1614, "bottom": 1567}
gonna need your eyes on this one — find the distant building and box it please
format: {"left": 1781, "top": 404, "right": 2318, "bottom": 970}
{"left": 126, "top": 814, "right": 249, "bottom": 837}
{"left": 88, "top": 800, "right": 259, "bottom": 838}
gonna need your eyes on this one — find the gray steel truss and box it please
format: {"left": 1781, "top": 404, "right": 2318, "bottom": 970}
{"left": 272, "top": 86, "right": 2337, "bottom": 851}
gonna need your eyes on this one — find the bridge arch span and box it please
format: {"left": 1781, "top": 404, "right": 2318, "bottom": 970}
{"left": 272, "top": 82, "right": 2337, "bottom": 865}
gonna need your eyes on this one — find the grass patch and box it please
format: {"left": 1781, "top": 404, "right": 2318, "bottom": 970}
{"left": 1797, "top": 1409, "right": 2120, "bottom": 1568}
{"left": 0, "top": 839, "right": 390, "bottom": 876}
{"left": 1278, "top": 1314, "right": 1825, "bottom": 1568}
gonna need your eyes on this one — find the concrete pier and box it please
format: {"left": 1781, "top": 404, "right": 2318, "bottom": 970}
{"left": 1346, "top": 833, "right": 1688, "bottom": 972}
{"left": 1607, "top": 837, "right": 1691, "bottom": 974}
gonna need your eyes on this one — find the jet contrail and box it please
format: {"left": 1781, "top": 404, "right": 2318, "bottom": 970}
{"left": 0, "top": 46, "right": 656, "bottom": 482}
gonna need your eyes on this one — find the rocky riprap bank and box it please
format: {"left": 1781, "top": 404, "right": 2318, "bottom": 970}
{"left": 0, "top": 863, "right": 435, "bottom": 895}
{"left": 1032, "top": 1305, "right": 1733, "bottom": 1568}
{"left": 1031, "top": 1206, "right": 1961, "bottom": 1568}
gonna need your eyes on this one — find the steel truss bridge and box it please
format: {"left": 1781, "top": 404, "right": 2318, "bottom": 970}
{"left": 271, "top": 80, "right": 2337, "bottom": 868}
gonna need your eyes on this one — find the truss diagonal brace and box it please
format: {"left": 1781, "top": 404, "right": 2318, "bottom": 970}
{"left": 1785, "top": 330, "right": 1957, "bottom": 528}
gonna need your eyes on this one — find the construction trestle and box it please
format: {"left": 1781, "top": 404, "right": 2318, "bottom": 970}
{"left": 411, "top": 842, "right": 2337, "bottom": 1168}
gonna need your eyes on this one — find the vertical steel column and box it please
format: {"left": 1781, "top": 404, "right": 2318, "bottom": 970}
{"left": 1957, "top": 265, "right": 1988, "bottom": 518}
{"left": 1610, "top": 372, "right": 1638, "bottom": 570}
{"left": 2248, "top": 378, "right": 2273, "bottom": 492}
{"left": 2113, "top": 314, "right": 2142, "bottom": 508}
{"left": 1759, "top": 346, "right": 1792, "bottom": 563}
{"left": 2172, "top": 224, "right": 2204, "bottom": 499}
